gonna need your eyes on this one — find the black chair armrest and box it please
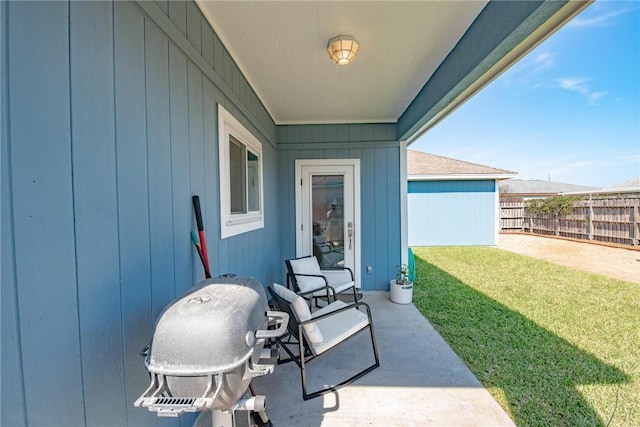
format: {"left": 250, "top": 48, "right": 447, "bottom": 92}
{"left": 297, "top": 285, "right": 337, "bottom": 300}
{"left": 293, "top": 273, "right": 330, "bottom": 283}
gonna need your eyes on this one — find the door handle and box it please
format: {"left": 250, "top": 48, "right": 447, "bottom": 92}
{"left": 347, "top": 222, "right": 353, "bottom": 250}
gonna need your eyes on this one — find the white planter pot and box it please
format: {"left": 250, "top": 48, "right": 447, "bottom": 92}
{"left": 390, "top": 280, "right": 413, "bottom": 304}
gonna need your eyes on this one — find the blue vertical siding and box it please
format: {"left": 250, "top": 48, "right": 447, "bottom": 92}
{"left": 70, "top": 2, "right": 127, "bottom": 425}
{"left": 168, "top": 0, "right": 187, "bottom": 36}
{"left": 1, "top": 2, "right": 26, "bottom": 425}
{"left": 277, "top": 124, "right": 401, "bottom": 291}
{"left": 407, "top": 180, "right": 497, "bottom": 246}
{"left": 6, "top": 2, "right": 85, "bottom": 425}
{"left": 186, "top": 1, "right": 202, "bottom": 53}
{"left": 113, "top": 3, "right": 156, "bottom": 425}
{"left": 188, "top": 61, "right": 206, "bottom": 283}
{"left": 1, "top": 1, "right": 277, "bottom": 425}
{"left": 168, "top": 43, "right": 193, "bottom": 299}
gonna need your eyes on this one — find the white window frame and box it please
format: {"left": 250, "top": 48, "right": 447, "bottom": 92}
{"left": 218, "top": 104, "right": 264, "bottom": 239}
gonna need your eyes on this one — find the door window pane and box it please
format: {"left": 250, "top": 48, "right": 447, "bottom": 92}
{"left": 312, "top": 175, "right": 344, "bottom": 268}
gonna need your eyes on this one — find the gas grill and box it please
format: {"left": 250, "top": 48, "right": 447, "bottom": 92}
{"left": 134, "top": 276, "right": 288, "bottom": 426}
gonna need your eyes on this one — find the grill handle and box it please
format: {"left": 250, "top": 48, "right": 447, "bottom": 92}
{"left": 255, "top": 311, "right": 289, "bottom": 339}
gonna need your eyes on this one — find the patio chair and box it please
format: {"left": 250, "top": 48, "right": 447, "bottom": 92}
{"left": 267, "top": 283, "right": 380, "bottom": 400}
{"left": 312, "top": 234, "right": 344, "bottom": 268}
{"left": 285, "top": 255, "right": 359, "bottom": 308}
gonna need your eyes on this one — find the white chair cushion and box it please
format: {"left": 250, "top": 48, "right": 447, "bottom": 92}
{"left": 310, "top": 301, "right": 369, "bottom": 355}
{"left": 289, "top": 257, "right": 325, "bottom": 292}
{"left": 290, "top": 257, "right": 356, "bottom": 296}
{"left": 272, "top": 284, "right": 323, "bottom": 344}
{"left": 297, "top": 276, "right": 326, "bottom": 293}
{"left": 312, "top": 269, "right": 354, "bottom": 296}
{"left": 320, "top": 269, "right": 353, "bottom": 286}
{"left": 310, "top": 280, "right": 354, "bottom": 297}
{"left": 289, "top": 256, "right": 322, "bottom": 275}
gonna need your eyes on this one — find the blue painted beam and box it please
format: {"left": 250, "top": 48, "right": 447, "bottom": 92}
{"left": 398, "top": 1, "right": 571, "bottom": 141}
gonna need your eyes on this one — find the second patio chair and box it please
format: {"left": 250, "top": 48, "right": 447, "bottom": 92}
{"left": 285, "top": 255, "right": 359, "bottom": 308}
{"left": 267, "top": 283, "right": 380, "bottom": 400}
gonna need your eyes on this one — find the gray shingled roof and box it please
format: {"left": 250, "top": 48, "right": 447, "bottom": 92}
{"left": 499, "top": 179, "right": 597, "bottom": 195}
{"left": 407, "top": 150, "right": 516, "bottom": 176}
{"left": 605, "top": 177, "right": 640, "bottom": 189}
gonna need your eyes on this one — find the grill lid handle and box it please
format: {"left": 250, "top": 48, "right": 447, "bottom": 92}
{"left": 255, "top": 311, "right": 289, "bottom": 339}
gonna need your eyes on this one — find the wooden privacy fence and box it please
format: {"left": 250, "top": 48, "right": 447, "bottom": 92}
{"left": 500, "top": 193, "right": 640, "bottom": 246}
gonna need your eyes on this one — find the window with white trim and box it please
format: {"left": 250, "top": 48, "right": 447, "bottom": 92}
{"left": 218, "top": 104, "right": 264, "bottom": 238}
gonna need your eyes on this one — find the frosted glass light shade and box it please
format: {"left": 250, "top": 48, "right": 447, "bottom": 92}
{"left": 327, "top": 35, "right": 360, "bottom": 65}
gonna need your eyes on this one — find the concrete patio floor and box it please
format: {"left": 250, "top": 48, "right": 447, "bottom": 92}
{"left": 252, "top": 291, "right": 515, "bottom": 427}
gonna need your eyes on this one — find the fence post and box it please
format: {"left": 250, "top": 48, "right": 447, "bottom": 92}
{"left": 633, "top": 204, "right": 638, "bottom": 246}
{"left": 587, "top": 194, "right": 594, "bottom": 241}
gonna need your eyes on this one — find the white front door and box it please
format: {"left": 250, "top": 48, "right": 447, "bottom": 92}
{"left": 295, "top": 159, "right": 360, "bottom": 287}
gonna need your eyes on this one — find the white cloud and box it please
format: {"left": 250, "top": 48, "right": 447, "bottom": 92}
{"left": 587, "top": 91, "right": 607, "bottom": 105}
{"left": 558, "top": 77, "right": 589, "bottom": 94}
{"left": 532, "top": 52, "right": 554, "bottom": 73}
{"left": 502, "top": 51, "right": 555, "bottom": 90}
{"left": 567, "top": 4, "right": 637, "bottom": 28}
{"left": 556, "top": 77, "right": 607, "bottom": 105}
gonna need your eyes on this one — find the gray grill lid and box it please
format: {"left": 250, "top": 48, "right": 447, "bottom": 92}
{"left": 147, "top": 276, "right": 268, "bottom": 376}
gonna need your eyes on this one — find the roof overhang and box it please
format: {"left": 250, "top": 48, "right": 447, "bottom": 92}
{"left": 562, "top": 188, "right": 640, "bottom": 195}
{"left": 409, "top": 173, "right": 518, "bottom": 181}
{"left": 196, "top": 1, "right": 592, "bottom": 141}
{"left": 400, "top": 0, "right": 592, "bottom": 142}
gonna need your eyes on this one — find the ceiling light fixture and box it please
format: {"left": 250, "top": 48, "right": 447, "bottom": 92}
{"left": 327, "top": 35, "right": 359, "bottom": 65}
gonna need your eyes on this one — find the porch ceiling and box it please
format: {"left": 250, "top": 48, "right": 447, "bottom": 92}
{"left": 196, "top": 1, "right": 487, "bottom": 125}
{"left": 196, "top": 1, "right": 591, "bottom": 135}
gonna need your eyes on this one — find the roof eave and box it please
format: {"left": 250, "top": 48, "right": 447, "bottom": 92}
{"left": 562, "top": 188, "right": 640, "bottom": 195}
{"left": 409, "top": 173, "right": 517, "bottom": 181}
{"left": 401, "top": 0, "right": 593, "bottom": 143}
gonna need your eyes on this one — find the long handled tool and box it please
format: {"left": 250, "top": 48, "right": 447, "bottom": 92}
{"left": 192, "top": 195, "right": 211, "bottom": 278}
{"left": 191, "top": 231, "right": 211, "bottom": 279}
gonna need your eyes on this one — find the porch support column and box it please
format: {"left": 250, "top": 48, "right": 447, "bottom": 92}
{"left": 400, "top": 141, "right": 408, "bottom": 267}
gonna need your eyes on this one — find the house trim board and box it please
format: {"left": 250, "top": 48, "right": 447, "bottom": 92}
{"left": 278, "top": 140, "right": 400, "bottom": 151}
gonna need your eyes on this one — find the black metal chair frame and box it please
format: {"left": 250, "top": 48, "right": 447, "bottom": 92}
{"left": 285, "top": 255, "right": 359, "bottom": 308}
{"left": 267, "top": 285, "right": 380, "bottom": 401}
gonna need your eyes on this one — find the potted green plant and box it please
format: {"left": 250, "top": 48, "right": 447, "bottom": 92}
{"left": 390, "top": 263, "right": 413, "bottom": 304}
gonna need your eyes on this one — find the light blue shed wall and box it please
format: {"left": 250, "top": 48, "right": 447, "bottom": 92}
{"left": 277, "top": 124, "right": 401, "bottom": 291}
{"left": 1, "top": 1, "right": 277, "bottom": 426}
{"left": 408, "top": 180, "right": 497, "bottom": 246}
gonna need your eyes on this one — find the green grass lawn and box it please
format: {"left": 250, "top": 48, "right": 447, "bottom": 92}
{"left": 411, "top": 246, "right": 639, "bottom": 427}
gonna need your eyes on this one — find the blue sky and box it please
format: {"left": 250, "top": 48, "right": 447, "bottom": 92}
{"left": 411, "top": 1, "right": 640, "bottom": 188}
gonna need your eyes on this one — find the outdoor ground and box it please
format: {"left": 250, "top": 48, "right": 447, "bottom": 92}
{"left": 498, "top": 233, "right": 640, "bottom": 285}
